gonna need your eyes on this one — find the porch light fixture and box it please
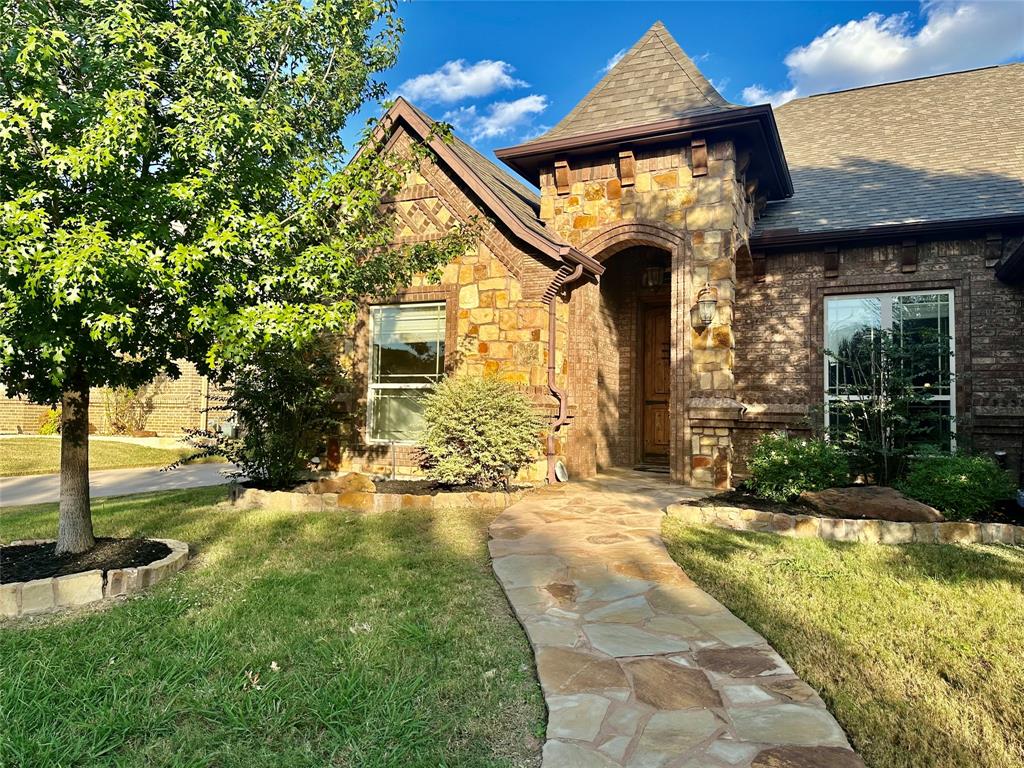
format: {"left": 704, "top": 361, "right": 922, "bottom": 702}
{"left": 695, "top": 282, "right": 718, "bottom": 329}
{"left": 642, "top": 265, "right": 666, "bottom": 288}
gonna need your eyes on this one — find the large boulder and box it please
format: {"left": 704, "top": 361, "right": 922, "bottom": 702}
{"left": 800, "top": 486, "right": 944, "bottom": 523}
{"left": 306, "top": 473, "right": 376, "bottom": 495}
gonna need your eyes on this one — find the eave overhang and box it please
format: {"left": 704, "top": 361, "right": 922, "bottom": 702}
{"left": 751, "top": 213, "right": 1024, "bottom": 250}
{"left": 495, "top": 105, "right": 794, "bottom": 201}
{"left": 366, "top": 98, "right": 604, "bottom": 278}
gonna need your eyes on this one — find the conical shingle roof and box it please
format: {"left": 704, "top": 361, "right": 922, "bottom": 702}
{"left": 527, "top": 21, "right": 738, "bottom": 146}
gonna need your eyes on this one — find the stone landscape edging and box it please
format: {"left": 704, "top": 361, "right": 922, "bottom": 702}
{"left": 665, "top": 503, "right": 1024, "bottom": 546}
{"left": 229, "top": 483, "right": 529, "bottom": 514}
{"left": 1, "top": 538, "right": 189, "bottom": 620}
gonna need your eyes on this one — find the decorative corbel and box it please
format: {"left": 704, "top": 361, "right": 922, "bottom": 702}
{"left": 691, "top": 137, "right": 708, "bottom": 177}
{"left": 618, "top": 150, "right": 635, "bottom": 187}
{"left": 985, "top": 232, "right": 1003, "bottom": 268}
{"left": 900, "top": 239, "right": 918, "bottom": 273}
{"left": 824, "top": 245, "right": 840, "bottom": 278}
{"left": 554, "top": 159, "right": 571, "bottom": 196}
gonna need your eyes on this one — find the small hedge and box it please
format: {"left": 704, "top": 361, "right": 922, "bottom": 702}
{"left": 896, "top": 454, "right": 1016, "bottom": 521}
{"left": 419, "top": 375, "right": 542, "bottom": 488}
{"left": 747, "top": 432, "right": 850, "bottom": 502}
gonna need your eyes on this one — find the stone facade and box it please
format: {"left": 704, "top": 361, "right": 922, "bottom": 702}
{"left": 540, "top": 141, "right": 756, "bottom": 487}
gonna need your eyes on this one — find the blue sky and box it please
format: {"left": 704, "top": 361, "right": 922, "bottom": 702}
{"left": 345, "top": 1, "right": 1024, "bottom": 157}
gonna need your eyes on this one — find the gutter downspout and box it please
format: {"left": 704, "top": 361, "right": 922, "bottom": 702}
{"left": 544, "top": 262, "right": 586, "bottom": 484}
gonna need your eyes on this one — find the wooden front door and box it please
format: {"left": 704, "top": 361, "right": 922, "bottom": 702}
{"left": 641, "top": 304, "right": 671, "bottom": 464}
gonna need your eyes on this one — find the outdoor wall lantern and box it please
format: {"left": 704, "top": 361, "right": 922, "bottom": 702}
{"left": 693, "top": 282, "right": 719, "bottom": 332}
{"left": 641, "top": 265, "right": 666, "bottom": 288}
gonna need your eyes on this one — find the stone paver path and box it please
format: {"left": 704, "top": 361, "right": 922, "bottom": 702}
{"left": 489, "top": 471, "right": 864, "bottom": 768}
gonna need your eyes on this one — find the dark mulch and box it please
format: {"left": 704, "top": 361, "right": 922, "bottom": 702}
{"left": 1, "top": 538, "right": 171, "bottom": 583}
{"left": 699, "top": 488, "right": 817, "bottom": 517}
{"left": 687, "top": 487, "right": 1024, "bottom": 526}
{"left": 373, "top": 479, "right": 525, "bottom": 496}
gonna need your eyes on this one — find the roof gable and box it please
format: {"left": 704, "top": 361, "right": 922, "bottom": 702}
{"left": 533, "top": 21, "right": 737, "bottom": 145}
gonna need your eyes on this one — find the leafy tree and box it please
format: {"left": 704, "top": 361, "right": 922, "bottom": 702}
{"left": 1, "top": 0, "right": 469, "bottom": 552}
{"left": 825, "top": 327, "right": 953, "bottom": 484}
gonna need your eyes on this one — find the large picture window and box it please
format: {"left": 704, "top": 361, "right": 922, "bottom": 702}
{"left": 824, "top": 290, "right": 955, "bottom": 447}
{"left": 367, "top": 302, "right": 446, "bottom": 443}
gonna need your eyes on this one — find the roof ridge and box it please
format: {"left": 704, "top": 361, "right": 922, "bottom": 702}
{"left": 783, "top": 63, "right": 1018, "bottom": 107}
{"left": 649, "top": 23, "right": 725, "bottom": 110}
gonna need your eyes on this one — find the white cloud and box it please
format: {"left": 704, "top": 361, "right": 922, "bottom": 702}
{"left": 397, "top": 59, "right": 527, "bottom": 103}
{"left": 603, "top": 48, "right": 627, "bottom": 74}
{"left": 458, "top": 95, "right": 549, "bottom": 141}
{"left": 742, "top": 1, "right": 1024, "bottom": 106}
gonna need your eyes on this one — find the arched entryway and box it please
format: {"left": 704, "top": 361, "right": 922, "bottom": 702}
{"left": 595, "top": 245, "right": 674, "bottom": 470}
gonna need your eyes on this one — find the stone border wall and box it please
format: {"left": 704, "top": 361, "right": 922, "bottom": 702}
{"left": 229, "top": 484, "right": 529, "bottom": 514}
{"left": 1, "top": 538, "right": 189, "bottom": 620}
{"left": 666, "top": 503, "right": 1024, "bottom": 546}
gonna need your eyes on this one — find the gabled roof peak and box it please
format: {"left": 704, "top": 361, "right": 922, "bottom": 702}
{"left": 528, "top": 21, "right": 737, "bottom": 146}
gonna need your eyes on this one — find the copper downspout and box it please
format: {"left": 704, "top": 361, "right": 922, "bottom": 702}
{"left": 544, "top": 262, "right": 585, "bottom": 483}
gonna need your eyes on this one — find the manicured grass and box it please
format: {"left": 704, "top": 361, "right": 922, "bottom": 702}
{"left": 0, "top": 437, "right": 216, "bottom": 476}
{"left": 0, "top": 489, "right": 543, "bottom": 767}
{"left": 661, "top": 518, "right": 1024, "bottom": 768}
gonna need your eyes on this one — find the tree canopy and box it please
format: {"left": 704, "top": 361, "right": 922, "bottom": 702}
{"left": 0, "top": 0, "right": 467, "bottom": 402}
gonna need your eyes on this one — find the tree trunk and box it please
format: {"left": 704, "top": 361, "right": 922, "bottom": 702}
{"left": 56, "top": 376, "right": 94, "bottom": 554}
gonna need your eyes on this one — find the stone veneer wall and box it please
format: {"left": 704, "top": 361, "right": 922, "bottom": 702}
{"left": 540, "top": 141, "right": 757, "bottom": 487}
{"left": 332, "top": 128, "right": 571, "bottom": 483}
{"left": 733, "top": 235, "right": 1024, "bottom": 479}
{"left": 0, "top": 360, "right": 221, "bottom": 437}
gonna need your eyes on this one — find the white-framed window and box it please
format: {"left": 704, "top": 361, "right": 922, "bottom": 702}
{"left": 824, "top": 289, "right": 955, "bottom": 447}
{"left": 367, "top": 302, "right": 446, "bottom": 444}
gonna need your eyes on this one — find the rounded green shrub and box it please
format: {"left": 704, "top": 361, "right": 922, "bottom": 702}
{"left": 419, "top": 375, "right": 543, "bottom": 488}
{"left": 747, "top": 432, "right": 850, "bottom": 502}
{"left": 895, "top": 454, "right": 1016, "bottom": 521}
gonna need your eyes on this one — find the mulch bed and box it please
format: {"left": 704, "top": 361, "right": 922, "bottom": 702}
{"left": 373, "top": 479, "right": 525, "bottom": 496}
{"left": 1, "top": 538, "right": 171, "bottom": 584}
{"left": 691, "top": 487, "right": 1024, "bottom": 526}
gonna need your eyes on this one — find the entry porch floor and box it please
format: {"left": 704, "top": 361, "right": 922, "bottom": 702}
{"left": 489, "top": 470, "right": 863, "bottom": 768}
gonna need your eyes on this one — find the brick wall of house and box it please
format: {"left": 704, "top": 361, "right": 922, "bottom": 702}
{"left": 734, "top": 235, "right": 1024, "bottom": 480}
{"left": 0, "top": 360, "right": 218, "bottom": 437}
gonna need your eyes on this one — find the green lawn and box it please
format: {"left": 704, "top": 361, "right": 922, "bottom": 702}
{"left": 0, "top": 488, "right": 543, "bottom": 767}
{"left": 0, "top": 437, "right": 215, "bottom": 476}
{"left": 661, "top": 518, "right": 1024, "bottom": 768}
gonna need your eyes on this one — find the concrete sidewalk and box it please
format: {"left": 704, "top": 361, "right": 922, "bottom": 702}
{"left": 0, "top": 463, "right": 239, "bottom": 507}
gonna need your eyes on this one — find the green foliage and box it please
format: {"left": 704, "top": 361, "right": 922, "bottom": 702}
{"left": 419, "top": 376, "right": 542, "bottom": 488}
{"left": 747, "top": 432, "right": 850, "bottom": 502}
{"left": 896, "top": 453, "right": 1016, "bottom": 520}
{"left": 179, "top": 341, "right": 348, "bottom": 489}
{"left": 0, "top": 0, "right": 471, "bottom": 402}
{"left": 37, "top": 405, "right": 60, "bottom": 434}
{"left": 826, "top": 327, "right": 953, "bottom": 484}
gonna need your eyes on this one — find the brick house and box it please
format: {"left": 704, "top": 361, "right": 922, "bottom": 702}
{"left": 335, "top": 21, "right": 1024, "bottom": 488}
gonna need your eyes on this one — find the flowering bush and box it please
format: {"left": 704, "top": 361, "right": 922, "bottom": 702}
{"left": 895, "top": 453, "right": 1015, "bottom": 520}
{"left": 747, "top": 432, "right": 850, "bottom": 502}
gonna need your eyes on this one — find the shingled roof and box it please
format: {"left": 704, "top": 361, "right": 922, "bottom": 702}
{"left": 520, "top": 21, "right": 739, "bottom": 147}
{"left": 757, "top": 63, "right": 1024, "bottom": 236}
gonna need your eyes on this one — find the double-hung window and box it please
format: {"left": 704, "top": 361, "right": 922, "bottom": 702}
{"left": 824, "top": 290, "right": 955, "bottom": 447}
{"left": 367, "top": 302, "right": 446, "bottom": 443}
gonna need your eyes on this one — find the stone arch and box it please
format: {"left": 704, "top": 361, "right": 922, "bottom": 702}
{"left": 578, "top": 220, "right": 687, "bottom": 262}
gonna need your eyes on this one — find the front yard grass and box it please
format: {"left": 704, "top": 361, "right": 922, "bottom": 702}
{"left": 0, "top": 488, "right": 543, "bottom": 767}
{"left": 661, "top": 518, "right": 1024, "bottom": 768}
{"left": 0, "top": 437, "right": 216, "bottom": 476}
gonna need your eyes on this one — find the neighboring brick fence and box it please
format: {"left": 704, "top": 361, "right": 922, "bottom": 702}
{"left": 666, "top": 503, "right": 1024, "bottom": 546}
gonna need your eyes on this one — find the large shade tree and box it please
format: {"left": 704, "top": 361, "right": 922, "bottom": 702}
{"left": 1, "top": 0, "right": 468, "bottom": 553}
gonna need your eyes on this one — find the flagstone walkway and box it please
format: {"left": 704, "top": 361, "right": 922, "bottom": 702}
{"left": 489, "top": 470, "right": 864, "bottom": 768}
